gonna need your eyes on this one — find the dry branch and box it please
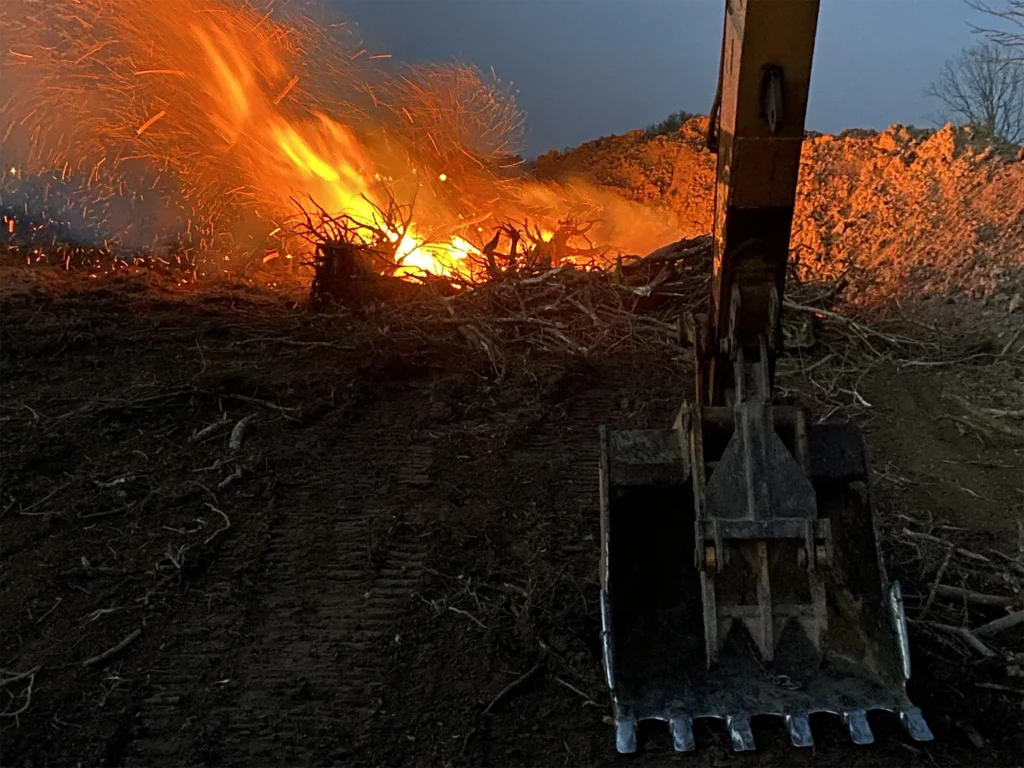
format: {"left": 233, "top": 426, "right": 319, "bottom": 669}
{"left": 82, "top": 628, "right": 142, "bottom": 668}
{"left": 482, "top": 657, "right": 544, "bottom": 715}
{"left": 934, "top": 584, "right": 1018, "bottom": 607}
{"left": 917, "top": 621, "right": 998, "bottom": 658}
{"left": 229, "top": 415, "right": 256, "bottom": 452}
{"left": 974, "top": 611, "right": 1024, "bottom": 638}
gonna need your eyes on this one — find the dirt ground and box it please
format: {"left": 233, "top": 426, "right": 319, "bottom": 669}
{"left": 1, "top": 264, "right": 1022, "bottom": 768}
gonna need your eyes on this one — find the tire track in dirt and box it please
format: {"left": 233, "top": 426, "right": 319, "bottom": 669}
{"left": 126, "top": 400, "right": 432, "bottom": 766}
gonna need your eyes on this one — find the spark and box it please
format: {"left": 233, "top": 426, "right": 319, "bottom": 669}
{"left": 135, "top": 110, "right": 167, "bottom": 136}
{"left": 272, "top": 75, "right": 299, "bottom": 105}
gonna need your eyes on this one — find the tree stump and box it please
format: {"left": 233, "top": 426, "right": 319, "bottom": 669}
{"left": 308, "top": 242, "right": 380, "bottom": 309}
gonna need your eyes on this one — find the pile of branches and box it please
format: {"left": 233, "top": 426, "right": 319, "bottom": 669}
{"left": 893, "top": 514, "right": 1023, "bottom": 661}
{"left": 290, "top": 185, "right": 716, "bottom": 370}
{"left": 282, "top": 177, "right": 1024, "bottom": 427}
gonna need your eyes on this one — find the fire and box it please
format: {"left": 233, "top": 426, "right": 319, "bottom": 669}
{"left": 393, "top": 234, "right": 481, "bottom": 279}
{"left": 187, "top": 6, "right": 481, "bottom": 279}
{"left": 0, "top": 0, "right": 683, "bottom": 280}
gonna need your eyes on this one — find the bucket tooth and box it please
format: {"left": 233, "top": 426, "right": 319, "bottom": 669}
{"left": 786, "top": 712, "right": 814, "bottom": 747}
{"left": 727, "top": 715, "right": 756, "bottom": 752}
{"left": 670, "top": 716, "right": 696, "bottom": 752}
{"left": 842, "top": 710, "right": 875, "bottom": 745}
{"left": 615, "top": 719, "right": 638, "bottom": 754}
{"left": 900, "top": 707, "right": 934, "bottom": 742}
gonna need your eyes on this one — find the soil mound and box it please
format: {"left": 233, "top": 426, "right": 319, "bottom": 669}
{"left": 536, "top": 119, "right": 1024, "bottom": 316}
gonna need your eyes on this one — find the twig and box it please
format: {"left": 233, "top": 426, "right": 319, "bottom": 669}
{"left": 896, "top": 353, "right": 1002, "bottom": 369}
{"left": 34, "top": 597, "right": 61, "bottom": 625}
{"left": 0, "top": 666, "right": 40, "bottom": 719}
{"left": 93, "top": 474, "right": 135, "bottom": 489}
{"left": 973, "top": 611, "right": 1024, "bottom": 638}
{"left": 943, "top": 393, "right": 1024, "bottom": 440}
{"left": 0, "top": 666, "right": 41, "bottom": 689}
{"left": 86, "top": 606, "right": 123, "bottom": 623}
{"left": 934, "top": 584, "right": 1017, "bottom": 607}
{"left": 231, "top": 336, "right": 350, "bottom": 350}
{"left": 783, "top": 300, "right": 925, "bottom": 347}
{"left": 225, "top": 394, "right": 299, "bottom": 416}
{"left": 981, "top": 407, "right": 1024, "bottom": 418}
{"left": 216, "top": 465, "right": 243, "bottom": 490}
{"left": 82, "top": 628, "right": 142, "bottom": 668}
{"left": 191, "top": 415, "right": 228, "bottom": 442}
{"left": 17, "top": 481, "right": 72, "bottom": 516}
{"left": 974, "top": 682, "right": 1024, "bottom": 695}
{"left": 448, "top": 605, "right": 486, "bottom": 629}
{"left": 1000, "top": 327, "right": 1022, "bottom": 356}
{"left": 554, "top": 676, "right": 601, "bottom": 708}
{"left": 916, "top": 621, "right": 997, "bottom": 658}
{"left": 229, "top": 414, "right": 256, "bottom": 451}
{"left": 461, "top": 727, "right": 477, "bottom": 756}
{"left": 193, "top": 459, "right": 225, "bottom": 473}
{"left": 920, "top": 545, "right": 955, "bottom": 619}
{"left": 482, "top": 658, "right": 544, "bottom": 715}
{"left": 901, "top": 529, "right": 992, "bottom": 563}
{"left": 988, "top": 550, "right": 1024, "bottom": 576}
{"left": 203, "top": 504, "right": 231, "bottom": 545}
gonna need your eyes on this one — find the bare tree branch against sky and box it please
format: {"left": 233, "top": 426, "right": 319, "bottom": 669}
{"left": 967, "top": 0, "right": 1024, "bottom": 58}
{"left": 334, "top": 0, "right": 986, "bottom": 156}
{"left": 926, "top": 41, "right": 1024, "bottom": 142}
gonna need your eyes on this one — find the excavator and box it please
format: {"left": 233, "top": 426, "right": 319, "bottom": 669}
{"left": 598, "top": 0, "right": 935, "bottom": 753}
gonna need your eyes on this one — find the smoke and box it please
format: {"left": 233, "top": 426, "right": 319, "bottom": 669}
{"left": 0, "top": 0, "right": 679, "bottom": 272}
{"left": 508, "top": 179, "right": 682, "bottom": 259}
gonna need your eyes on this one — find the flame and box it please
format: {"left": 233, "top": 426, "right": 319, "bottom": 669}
{"left": 1, "top": 0, "right": 684, "bottom": 280}
{"left": 190, "top": 10, "right": 477, "bottom": 279}
{"left": 394, "top": 232, "right": 480, "bottom": 279}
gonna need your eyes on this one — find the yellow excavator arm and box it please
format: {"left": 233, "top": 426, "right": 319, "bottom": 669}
{"left": 702, "top": 0, "right": 820, "bottom": 405}
{"left": 597, "top": 0, "right": 934, "bottom": 754}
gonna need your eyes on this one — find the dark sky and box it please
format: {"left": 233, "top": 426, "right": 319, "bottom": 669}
{"left": 333, "top": 0, "right": 981, "bottom": 157}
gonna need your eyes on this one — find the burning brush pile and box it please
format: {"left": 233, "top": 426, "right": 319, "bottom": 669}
{"left": 0, "top": 0, "right": 679, "bottom": 286}
{"left": 2, "top": 0, "right": 1021, "bottom": 364}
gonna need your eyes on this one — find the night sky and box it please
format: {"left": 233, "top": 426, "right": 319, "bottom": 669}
{"left": 333, "top": 0, "right": 982, "bottom": 157}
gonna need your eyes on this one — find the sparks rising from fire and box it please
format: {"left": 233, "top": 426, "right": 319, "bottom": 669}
{"left": 1, "top": 0, "right": 681, "bottom": 279}
{"left": 187, "top": 5, "right": 488, "bottom": 279}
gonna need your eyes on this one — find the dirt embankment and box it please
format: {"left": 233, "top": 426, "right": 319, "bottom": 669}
{"left": 536, "top": 119, "right": 1024, "bottom": 316}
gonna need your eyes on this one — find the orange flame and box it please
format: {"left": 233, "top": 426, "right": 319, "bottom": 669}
{"left": 190, "top": 11, "right": 479, "bottom": 279}
{"left": 1, "top": 0, "right": 682, "bottom": 278}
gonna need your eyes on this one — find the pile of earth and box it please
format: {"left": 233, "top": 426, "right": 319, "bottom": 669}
{"left": 535, "top": 118, "right": 1024, "bottom": 324}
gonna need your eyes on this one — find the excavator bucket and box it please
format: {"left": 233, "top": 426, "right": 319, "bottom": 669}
{"left": 598, "top": 403, "right": 934, "bottom": 753}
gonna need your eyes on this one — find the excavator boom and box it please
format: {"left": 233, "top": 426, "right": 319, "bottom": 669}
{"left": 597, "top": 0, "right": 934, "bottom": 754}
{"left": 703, "top": 0, "right": 819, "bottom": 406}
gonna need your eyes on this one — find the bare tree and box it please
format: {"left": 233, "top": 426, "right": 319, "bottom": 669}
{"left": 967, "top": 0, "right": 1024, "bottom": 59}
{"left": 926, "top": 41, "right": 1024, "bottom": 144}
